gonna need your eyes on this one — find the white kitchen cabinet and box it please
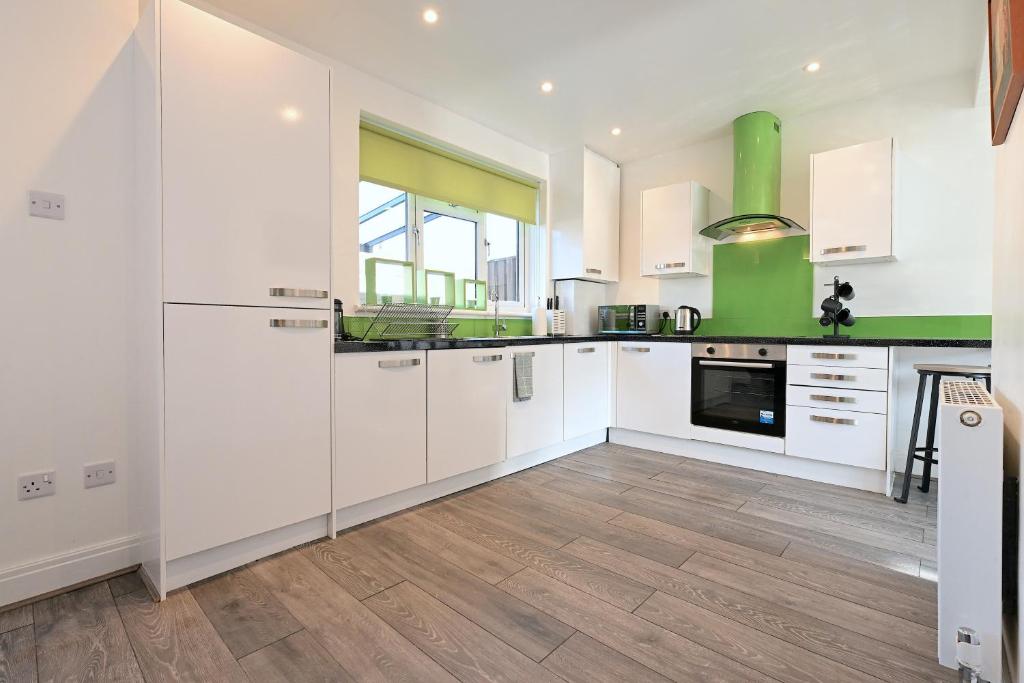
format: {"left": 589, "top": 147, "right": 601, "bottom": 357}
{"left": 335, "top": 352, "right": 426, "bottom": 508}
{"left": 785, "top": 406, "right": 887, "bottom": 470}
{"left": 551, "top": 147, "right": 620, "bottom": 282}
{"left": 616, "top": 342, "right": 691, "bottom": 439}
{"left": 563, "top": 342, "right": 611, "bottom": 440}
{"left": 161, "top": 0, "right": 331, "bottom": 308}
{"left": 641, "top": 182, "right": 711, "bottom": 277}
{"left": 427, "top": 348, "right": 508, "bottom": 482}
{"left": 163, "top": 304, "right": 331, "bottom": 560}
{"left": 810, "top": 138, "right": 895, "bottom": 264}
{"left": 787, "top": 345, "right": 889, "bottom": 369}
{"left": 788, "top": 364, "right": 889, "bottom": 392}
{"left": 507, "top": 345, "right": 564, "bottom": 458}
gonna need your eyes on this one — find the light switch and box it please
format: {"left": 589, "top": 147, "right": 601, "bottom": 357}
{"left": 29, "top": 191, "right": 65, "bottom": 220}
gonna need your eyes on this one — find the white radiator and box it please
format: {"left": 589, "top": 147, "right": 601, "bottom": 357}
{"left": 937, "top": 380, "right": 1002, "bottom": 680}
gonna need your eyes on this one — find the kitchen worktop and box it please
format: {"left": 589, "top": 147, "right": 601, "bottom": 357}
{"left": 335, "top": 334, "right": 991, "bottom": 353}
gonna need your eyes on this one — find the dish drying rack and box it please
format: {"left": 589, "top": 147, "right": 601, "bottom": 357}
{"left": 360, "top": 303, "right": 459, "bottom": 340}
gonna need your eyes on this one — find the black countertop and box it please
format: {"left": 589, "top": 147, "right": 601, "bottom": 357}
{"left": 335, "top": 334, "right": 991, "bottom": 353}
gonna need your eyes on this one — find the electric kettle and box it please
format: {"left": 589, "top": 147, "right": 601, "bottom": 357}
{"left": 674, "top": 305, "right": 702, "bottom": 335}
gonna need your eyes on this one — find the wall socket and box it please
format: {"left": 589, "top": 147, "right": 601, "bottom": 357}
{"left": 18, "top": 471, "right": 56, "bottom": 500}
{"left": 84, "top": 461, "right": 116, "bottom": 489}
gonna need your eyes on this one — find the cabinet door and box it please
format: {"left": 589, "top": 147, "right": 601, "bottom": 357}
{"left": 811, "top": 138, "right": 894, "bottom": 264}
{"left": 616, "top": 342, "right": 691, "bottom": 439}
{"left": 640, "top": 182, "right": 710, "bottom": 278}
{"left": 785, "top": 406, "right": 887, "bottom": 470}
{"left": 161, "top": 0, "right": 331, "bottom": 307}
{"left": 507, "top": 346, "right": 564, "bottom": 458}
{"left": 336, "top": 352, "right": 426, "bottom": 508}
{"left": 563, "top": 342, "right": 611, "bottom": 440}
{"left": 427, "top": 349, "right": 507, "bottom": 482}
{"left": 582, "top": 148, "right": 620, "bottom": 282}
{"left": 164, "top": 304, "right": 331, "bottom": 560}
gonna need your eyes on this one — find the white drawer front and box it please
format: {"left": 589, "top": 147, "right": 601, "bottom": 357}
{"left": 787, "top": 345, "right": 888, "bottom": 369}
{"left": 786, "top": 385, "right": 888, "bottom": 415}
{"left": 785, "top": 406, "right": 887, "bottom": 470}
{"left": 787, "top": 364, "right": 888, "bottom": 391}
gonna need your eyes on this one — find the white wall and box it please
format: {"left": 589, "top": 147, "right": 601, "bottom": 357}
{"left": 614, "top": 73, "right": 995, "bottom": 320}
{"left": 0, "top": 1, "right": 140, "bottom": 604}
{"left": 993, "top": 76, "right": 1024, "bottom": 683}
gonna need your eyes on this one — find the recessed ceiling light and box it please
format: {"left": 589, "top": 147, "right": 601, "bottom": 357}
{"left": 280, "top": 106, "right": 302, "bottom": 122}
{"left": 422, "top": 8, "right": 439, "bottom": 24}
{"left": 611, "top": 127, "right": 622, "bottom": 136}
{"left": 803, "top": 61, "right": 821, "bottom": 73}
{"left": 540, "top": 81, "right": 554, "bottom": 94}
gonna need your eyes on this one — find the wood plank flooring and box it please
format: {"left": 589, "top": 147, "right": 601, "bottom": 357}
{"left": 0, "top": 443, "right": 947, "bottom": 682}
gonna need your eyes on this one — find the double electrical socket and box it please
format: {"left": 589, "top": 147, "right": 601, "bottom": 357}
{"left": 18, "top": 471, "right": 56, "bottom": 500}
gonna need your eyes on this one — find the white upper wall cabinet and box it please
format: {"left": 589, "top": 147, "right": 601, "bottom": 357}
{"left": 161, "top": 0, "right": 331, "bottom": 308}
{"left": 810, "top": 138, "right": 896, "bottom": 265}
{"left": 551, "top": 147, "right": 620, "bottom": 282}
{"left": 641, "top": 181, "right": 711, "bottom": 278}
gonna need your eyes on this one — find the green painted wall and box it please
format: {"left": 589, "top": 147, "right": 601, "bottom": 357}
{"left": 698, "top": 235, "right": 991, "bottom": 339}
{"left": 341, "top": 314, "right": 533, "bottom": 340}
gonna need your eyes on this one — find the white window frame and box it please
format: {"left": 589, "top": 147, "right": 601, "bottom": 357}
{"left": 358, "top": 181, "right": 531, "bottom": 315}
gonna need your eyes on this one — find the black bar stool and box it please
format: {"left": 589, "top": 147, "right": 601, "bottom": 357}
{"left": 894, "top": 364, "right": 992, "bottom": 504}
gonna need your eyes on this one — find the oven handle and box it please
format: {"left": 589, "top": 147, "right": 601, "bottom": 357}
{"left": 697, "top": 360, "right": 776, "bottom": 369}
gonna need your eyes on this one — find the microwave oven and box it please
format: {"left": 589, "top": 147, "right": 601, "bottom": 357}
{"left": 597, "top": 305, "right": 661, "bottom": 334}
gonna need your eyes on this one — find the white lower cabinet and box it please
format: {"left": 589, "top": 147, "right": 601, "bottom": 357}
{"left": 563, "top": 342, "right": 611, "bottom": 440}
{"left": 785, "top": 406, "right": 887, "bottom": 470}
{"left": 427, "top": 348, "right": 508, "bottom": 482}
{"left": 616, "top": 342, "right": 691, "bottom": 439}
{"left": 163, "top": 304, "right": 331, "bottom": 560}
{"left": 335, "top": 352, "right": 426, "bottom": 508}
{"left": 507, "top": 345, "right": 564, "bottom": 458}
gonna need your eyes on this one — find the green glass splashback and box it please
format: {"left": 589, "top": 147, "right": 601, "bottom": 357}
{"left": 342, "top": 315, "right": 533, "bottom": 340}
{"left": 699, "top": 235, "right": 991, "bottom": 339}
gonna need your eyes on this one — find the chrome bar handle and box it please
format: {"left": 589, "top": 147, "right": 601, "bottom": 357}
{"left": 810, "top": 372, "right": 856, "bottom": 381}
{"left": 698, "top": 360, "right": 774, "bottom": 369}
{"left": 378, "top": 358, "right": 421, "bottom": 369}
{"left": 810, "top": 352, "right": 855, "bottom": 360}
{"left": 809, "top": 394, "right": 856, "bottom": 404}
{"left": 622, "top": 347, "right": 651, "bottom": 353}
{"left": 473, "top": 354, "right": 503, "bottom": 363}
{"left": 577, "top": 347, "right": 596, "bottom": 354}
{"left": 820, "top": 245, "right": 867, "bottom": 256}
{"left": 585, "top": 268, "right": 603, "bottom": 275}
{"left": 810, "top": 414, "right": 857, "bottom": 426}
{"left": 513, "top": 352, "right": 535, "bottom": 359}
{"left": 269, "top": 287, "right": 329, "bottom": 299}
{"left": 655, "top": 262, "right": 686, "bottom": 269}
{"left": 269, "top": 319, "right": 328, "bottom": 328}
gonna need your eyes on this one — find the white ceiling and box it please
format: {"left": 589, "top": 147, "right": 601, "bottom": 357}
{"left": 200, "top": 0, "right": 986, "bottom": 163}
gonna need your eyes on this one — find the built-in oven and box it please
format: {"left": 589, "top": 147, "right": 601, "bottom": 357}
{"left": 691, "top": 343, "right": 787, "bottom": 437}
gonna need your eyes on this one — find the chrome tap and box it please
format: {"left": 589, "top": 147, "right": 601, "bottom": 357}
{"left": 490, "top": 287, "right": 507, "bottom": 337}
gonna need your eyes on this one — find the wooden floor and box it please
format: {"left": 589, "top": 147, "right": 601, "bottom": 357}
{"left": 0, "top": 443, "right": 948, "bottom": 682}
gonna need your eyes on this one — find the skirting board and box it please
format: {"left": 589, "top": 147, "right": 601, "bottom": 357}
{"left": 609, "top": 428, "right": 887, "bottom": 493}
{"left": 163, "top": 428, "right": 608, "bottom": 594}
{"left": 0, "top": 534, "right": 141, "bottom": 609}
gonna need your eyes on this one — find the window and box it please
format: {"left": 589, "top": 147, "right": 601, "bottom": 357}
{"left": 359, "top": 180, "right": 528, "bottom": 310}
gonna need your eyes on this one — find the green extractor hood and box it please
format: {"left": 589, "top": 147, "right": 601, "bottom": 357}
{"left": 700, "top": 111, "right": 805, "bottom": 240}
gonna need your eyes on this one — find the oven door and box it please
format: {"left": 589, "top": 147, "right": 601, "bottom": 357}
{"left": 690, "top": 358, "right": 786, "bottom": 437}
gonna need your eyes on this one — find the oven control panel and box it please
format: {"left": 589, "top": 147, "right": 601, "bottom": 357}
{"left": 692, "top": 344, "right": 786, "bottom": 361}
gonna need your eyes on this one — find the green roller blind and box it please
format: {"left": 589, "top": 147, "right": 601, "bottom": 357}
{"left": 359, "top": 124, "right": 539, "bottom": 225}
